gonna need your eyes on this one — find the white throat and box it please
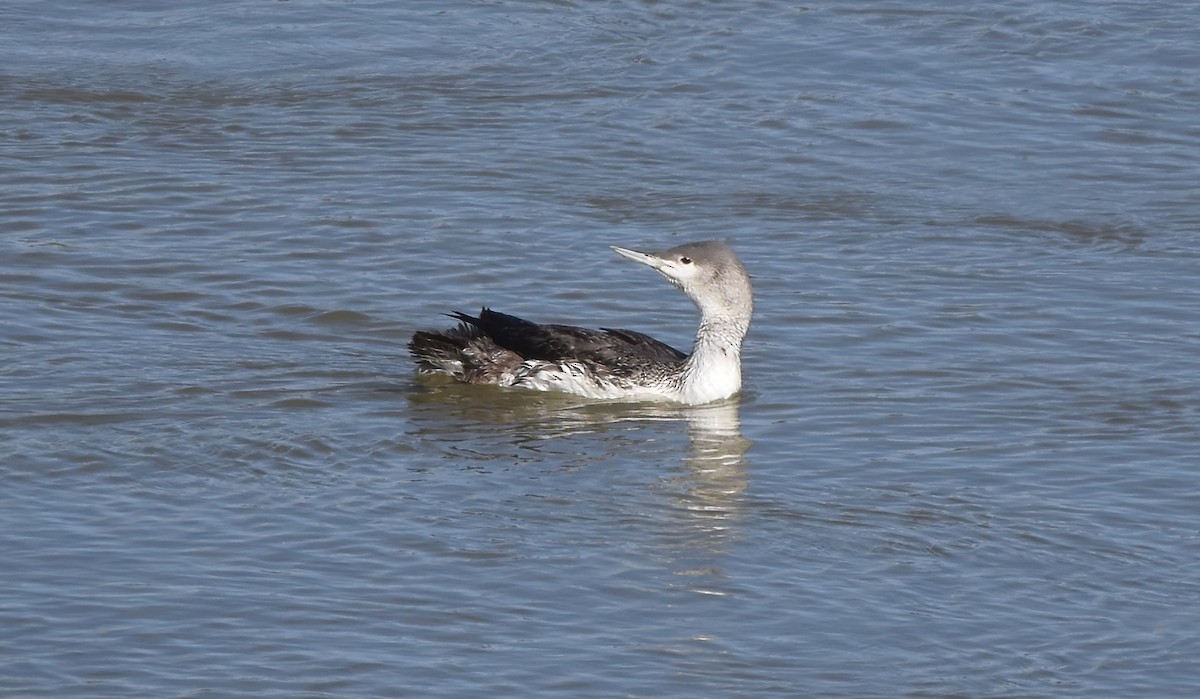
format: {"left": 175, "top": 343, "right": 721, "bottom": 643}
{"left": 679, "top": 317, "right": 746, "bottom": 404}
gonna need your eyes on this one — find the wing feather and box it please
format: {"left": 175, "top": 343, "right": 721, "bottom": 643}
{"left": 454, "top": 308, "right": 686, "bottom": 374}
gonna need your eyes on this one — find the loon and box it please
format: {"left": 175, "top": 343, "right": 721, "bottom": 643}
{"left": 408, "top": 240, "right": 752, "bottom": 405}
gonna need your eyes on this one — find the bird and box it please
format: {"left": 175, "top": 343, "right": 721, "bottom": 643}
{"left": 408, "top": 240, "right": 752, "bottom": 405}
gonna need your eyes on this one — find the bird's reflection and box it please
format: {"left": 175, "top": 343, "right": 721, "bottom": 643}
{"left": 405, "top": 379, "right": 751, "bottom": 557}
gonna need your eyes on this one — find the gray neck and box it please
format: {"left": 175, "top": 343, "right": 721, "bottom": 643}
{"left": 677, "top": 310, "right": 749, "bottom": 404}
{"left": 694, "top": 313, "right": 748, "bottom": 352}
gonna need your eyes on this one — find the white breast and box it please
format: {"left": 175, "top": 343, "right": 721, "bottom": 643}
{"left": 507, "top": 361, "right": 676, "bottom": 402}
{"left": 678, "top": 345, "right": 742, "bottom": 405}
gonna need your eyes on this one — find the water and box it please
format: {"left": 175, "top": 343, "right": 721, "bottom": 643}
{"left": 2, "top": 1, "right": 1199, "bottom": 696}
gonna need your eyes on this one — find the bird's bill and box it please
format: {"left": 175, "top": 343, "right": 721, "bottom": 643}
{"left": 611, "top": 245, "right": 663, "bottom": 269}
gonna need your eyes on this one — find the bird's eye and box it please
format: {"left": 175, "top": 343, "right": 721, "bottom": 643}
{"left": 680, "top": 256, "right": 692, "bottom": 265}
